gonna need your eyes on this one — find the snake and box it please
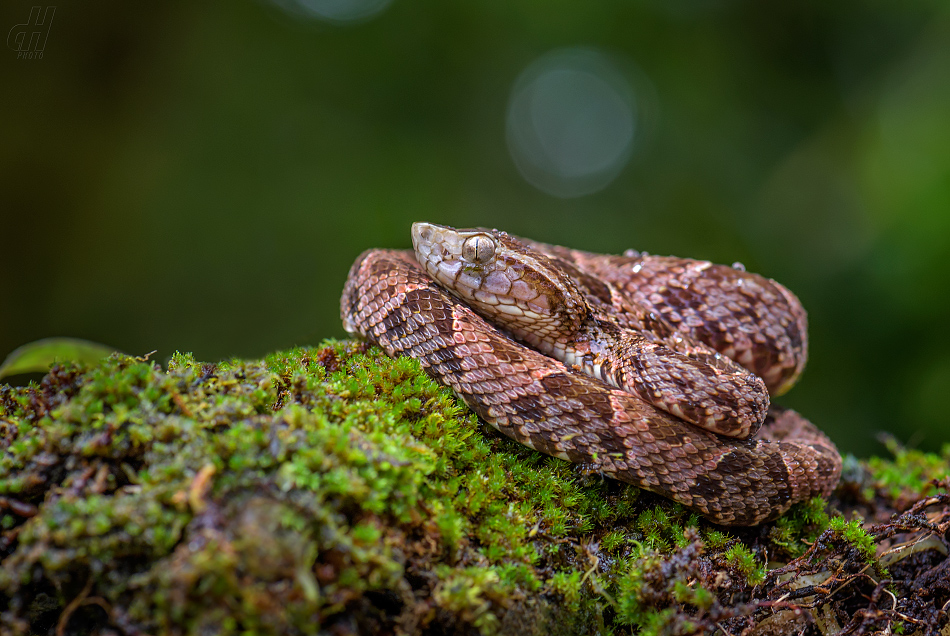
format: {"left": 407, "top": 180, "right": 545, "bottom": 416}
{"left": 340, "top": 222, "right": 842, "bottom": 525}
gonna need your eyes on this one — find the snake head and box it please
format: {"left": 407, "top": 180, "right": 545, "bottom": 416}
{"left": 411, "top": 222, "right": 589, "bottom": 339}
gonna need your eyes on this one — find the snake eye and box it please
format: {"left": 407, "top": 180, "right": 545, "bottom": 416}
{"left": 461, "top": 234, "right": 496, "bottom": 264}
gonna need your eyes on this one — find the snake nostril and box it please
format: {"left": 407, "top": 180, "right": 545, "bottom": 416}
{"left": 412, "top": 222, "right": 433, "bottom": 244}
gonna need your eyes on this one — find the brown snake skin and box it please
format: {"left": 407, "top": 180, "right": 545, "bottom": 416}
{"left": 340, "top": 225, "right": 842, "bottom": 525}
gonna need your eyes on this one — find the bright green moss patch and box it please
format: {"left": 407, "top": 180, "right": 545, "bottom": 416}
{"left": 1, "top": 342, "right": 948, "bottom": 635}
{"left": 612, "top": 530, "right": 717, "bottom": 635}
{"left": 767, "top": 496, "right": 831, "bottom": 559}
{"left": 866, "top": 436, "right": 950, "bottom": 503}
{"left": 723, "top": 543, "right": 765, "bottom": 585}
{"left": 827, "top": 517, "right": 877, "bottom": 563}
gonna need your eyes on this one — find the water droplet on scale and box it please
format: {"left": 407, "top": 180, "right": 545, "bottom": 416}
{"left": 731, "top": 262, "right": 746, "bottom": 272}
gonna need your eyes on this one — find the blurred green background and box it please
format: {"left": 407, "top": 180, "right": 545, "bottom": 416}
{"left": 2, "top": 0, "right": 948, "bottom": 456}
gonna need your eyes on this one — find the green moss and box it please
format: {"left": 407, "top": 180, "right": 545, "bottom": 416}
{"left": 2, "top": 344, "right": 628, "bottom": 634}
{"left": 768, "top": 497, "right": 831, "bottom": 559}
{"left": 613, "top": 536, "right": 714, "bottom": 635}
{"left": 548, "top": 570, "right": 583, "bottom": 612}
{"left": 1, "top": 341, "right": 945, "bottom": 635}
{"left": 702, "top": 529, "right": 731, "bottom": 549}
{"left": 433, "top": 566, "right": 508, "bottom": 634}
{"left": 600, "top": 529, "right": 628, "bottom": 554}
{"left": 672, "top": 580, "right": 713, "bottom": 610}
{"left": 635, "top": 505, "right": 688, "bottom": 552}
{"left": 828, "top": 517, "right": 877, "bottom": 563}
{"left": 866, "top": 436, "right": 950, "bottom": 501}
{"left": 723, "top": 544, "right": 766, "bottom": 585}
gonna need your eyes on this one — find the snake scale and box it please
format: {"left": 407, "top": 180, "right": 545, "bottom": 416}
{"left": 340, "top": 223, "right": 842, "bottom": 525}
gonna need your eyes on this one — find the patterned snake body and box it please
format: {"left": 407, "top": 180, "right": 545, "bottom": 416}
{"left": 340, "top": 223, "right": 841, "bottom": 525}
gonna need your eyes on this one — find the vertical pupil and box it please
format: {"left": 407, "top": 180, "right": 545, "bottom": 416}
{"left": 464, "top": 236, "right": 491, "bottom": 263}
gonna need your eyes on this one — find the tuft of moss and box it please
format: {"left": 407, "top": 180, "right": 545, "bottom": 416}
{"left": 767, "top": 496, "right": 831, "bottom": 559}
{"left": 723, "top": 543, "right": 766, "bottom": 585}
{"left": 827, "top": 517, "right": 877, "bottom": 563}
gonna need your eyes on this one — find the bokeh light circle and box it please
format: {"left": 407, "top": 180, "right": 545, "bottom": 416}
{"left": 267, "top": 0, "right": 394, "bottom": 24}
{"left": 506, "top": 48, "right": 640, "bottom": 198}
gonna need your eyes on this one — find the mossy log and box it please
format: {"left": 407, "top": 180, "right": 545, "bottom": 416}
{"left": 1, "top": 343, "right": 948, "bottom": 635}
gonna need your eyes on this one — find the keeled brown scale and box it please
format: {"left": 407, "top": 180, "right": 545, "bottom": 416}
{"left": 341, "top": 249, "right": 841, "bottom": 525}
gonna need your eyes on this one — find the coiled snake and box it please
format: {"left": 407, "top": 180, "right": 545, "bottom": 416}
{"left": 340, "top": 223, "right": 841, "bottom": 525}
